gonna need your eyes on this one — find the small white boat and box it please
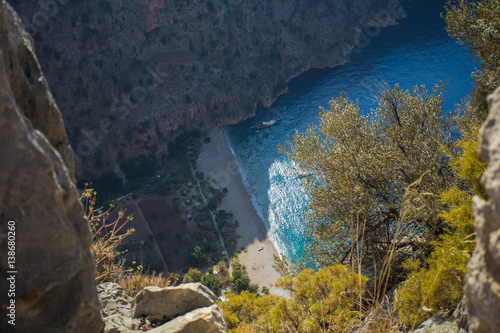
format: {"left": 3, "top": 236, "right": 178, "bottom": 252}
{"left": 255, "top": 118, "right": 279, "bottom": 129}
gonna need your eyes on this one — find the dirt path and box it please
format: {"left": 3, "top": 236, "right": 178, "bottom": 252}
{"left": 133, "top": 201, "right": 168, "bottom": 272}
{"left": 190, "top": 164, "right": 230, "bottom": 267}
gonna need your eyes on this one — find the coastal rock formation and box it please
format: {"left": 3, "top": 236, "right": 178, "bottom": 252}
{"left": 9, "top": 0, "right": 406, "bottom": 178}
{"left": 132, "top": 283, "right": 218, "bottom": 321}
{"left": 0, "top": 1, "right": 103, "bottom": 332}
{"left": 466, "top": 85, "right": 500, "bottom": 332}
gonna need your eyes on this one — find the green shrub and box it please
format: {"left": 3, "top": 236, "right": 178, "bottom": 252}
{"left": 201, "top": 273, "right": 220, "bottom": 292}
{"left": 184, "top": 245, "right": 211, "bottom": 267}
{"left": 183, "top": 268, "right": 202, "bottom": 283}
{"left": 396, "top": 130, "right": 486, "bottom": 327}
{"left": 221, "top": 265, "right": 366, "bottom": 332}
{"left": 396, "top": 241, "right": 470, "bottom": 327}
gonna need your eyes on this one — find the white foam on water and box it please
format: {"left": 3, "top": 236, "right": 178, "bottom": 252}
{"left": 267, "top": 158, "right": 310, "bottom": 261}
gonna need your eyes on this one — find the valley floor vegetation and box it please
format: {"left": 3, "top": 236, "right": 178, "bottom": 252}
{"left": 84, "top": 130, "right": 261, "bottom": 297}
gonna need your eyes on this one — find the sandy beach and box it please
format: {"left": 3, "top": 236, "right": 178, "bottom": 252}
{"left": 197, "top": 127, "right": 286, "bottom": 296}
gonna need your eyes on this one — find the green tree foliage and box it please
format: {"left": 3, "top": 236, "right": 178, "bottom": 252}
{"left": 184, "top": 245, "right": 211, "bottom": 267}
{"left": 220, "top": 265, "right": 366, "bottom": 332}
{"left": 220, "top": 291, "right": 278, "bottom": 332}
{"left": 394, "top": 4, "right": 497, "bottom": 323}
{"left": 396, "top": 128, "right": 487, "bottom": 327}
{"left": 217, "top": 260, "right": 228, "bottom": 276}
{"left": 280, "top": 83, "right": 456, "bottom": 269}
{"left": 182, "top": 267, "right": 202, "bottom": 283}
{"left": 444, "top": 0, "right": 500, "bottom": 98}
{"left": 231, "top": 269, "right": 251, "bottom": 293}
{"left": 201, "top": 273, "right": 221, "bottom": 292}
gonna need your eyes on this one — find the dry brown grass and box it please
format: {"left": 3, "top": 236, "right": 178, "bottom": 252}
{"left": 116, "top": 264, "right": 180, "bottom": 296}
{"left": 82, "top": 185, "right": 177, "bottom": 294}
{"left": 352, "top": 174, "right": 433, "bottom": 333}
{"left": 82, "top": 186, "right": 135, "bottom": 282}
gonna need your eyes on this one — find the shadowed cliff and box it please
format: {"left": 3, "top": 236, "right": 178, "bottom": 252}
{"left": 9, "top": 0, "right": 405, "bottom": 178}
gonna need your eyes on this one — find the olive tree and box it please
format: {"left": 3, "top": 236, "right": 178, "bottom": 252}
{"left": 280, "top": 83, "right": 457, "bottom": 269}
{"left": 444, "top": 0, "right": 500, "bottom": 101}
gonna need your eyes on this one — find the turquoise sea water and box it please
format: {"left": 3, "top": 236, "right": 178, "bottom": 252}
{"left": 226, "top": 0, "right": 478, "bottom": 261}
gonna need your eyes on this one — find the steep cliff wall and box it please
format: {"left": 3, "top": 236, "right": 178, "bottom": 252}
{"left": 0, "top": 1, "right": 102, "bottom": 331}
{"left": 466, "top": 86, "right": 500, "bottom": 332}
{"left": 9, "top": 0, "right": 405, "bottom": 179}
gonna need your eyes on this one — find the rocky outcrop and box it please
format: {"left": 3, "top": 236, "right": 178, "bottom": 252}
{"left": 411, "top": 314, "right": 462, "bottom": 333}
{"left": 9, "top": 0, "right": 406, "bottom": 178}
{"left": 98, "top": 283, "right": 228, "bottom": 333}
{"left": 411, "top": 301, "right": 468, "bottom": 333}
{"left": 0, "top": 1, "right": 103, "bottom": 332}
{"left": 465, "top": 85, "right": 500, "bottom": 332}
{"left": 98, "top": 282, "right": 140, "bottom": 333}
{"left": 151, "top": 304, "right": 228, "bottom": 333}
{"left": 132, "top": 283, "right": 218, "bottom": 321}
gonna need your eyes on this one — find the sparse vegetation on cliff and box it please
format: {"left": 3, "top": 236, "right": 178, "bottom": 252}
{"left": 83, "top": 185, "right": 177, "bottom": 295}
{"left": 396, "top": 121, "right": 487, "bottom": 328}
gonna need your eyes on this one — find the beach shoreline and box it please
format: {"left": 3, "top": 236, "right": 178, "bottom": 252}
{"left": 196, "top": 127, "right": 286, "bottom": 296}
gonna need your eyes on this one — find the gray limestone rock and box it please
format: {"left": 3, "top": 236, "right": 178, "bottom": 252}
{"left": 412, "top": 310, "right": 467, "bottom": 333}
{"left": 465, "top": 85, "right": 500, "bottom": 332}
{"left": 98, "top": 282, "right": 140, "bottom": 333}
{"left": 132, "top": 283, "right": 217, "bottom": 321}
{"left": 97, "top": 282, "right": 228, "bottom": 333}
{"left": 0, "top": 1, "right": 103, "bottom": 332}
{"left": 149, "top": 304, "right": 228, "bottom": 333}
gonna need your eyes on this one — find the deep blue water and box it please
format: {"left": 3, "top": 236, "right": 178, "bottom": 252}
{"left": 226, "top": 0, "right": 478, "bottom": 261}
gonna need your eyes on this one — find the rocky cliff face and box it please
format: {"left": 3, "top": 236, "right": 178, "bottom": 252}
{"left": 466, "top": 86, "right": 500, "bottom": 332}
{"left": 98, "top": 282, "right": 229, "bottom": 333}
{"left": 9, "top": 0, "right": 405, "bottom": 178}
{"left": 0, "top": 1, "right": 102, "bottom": 331}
